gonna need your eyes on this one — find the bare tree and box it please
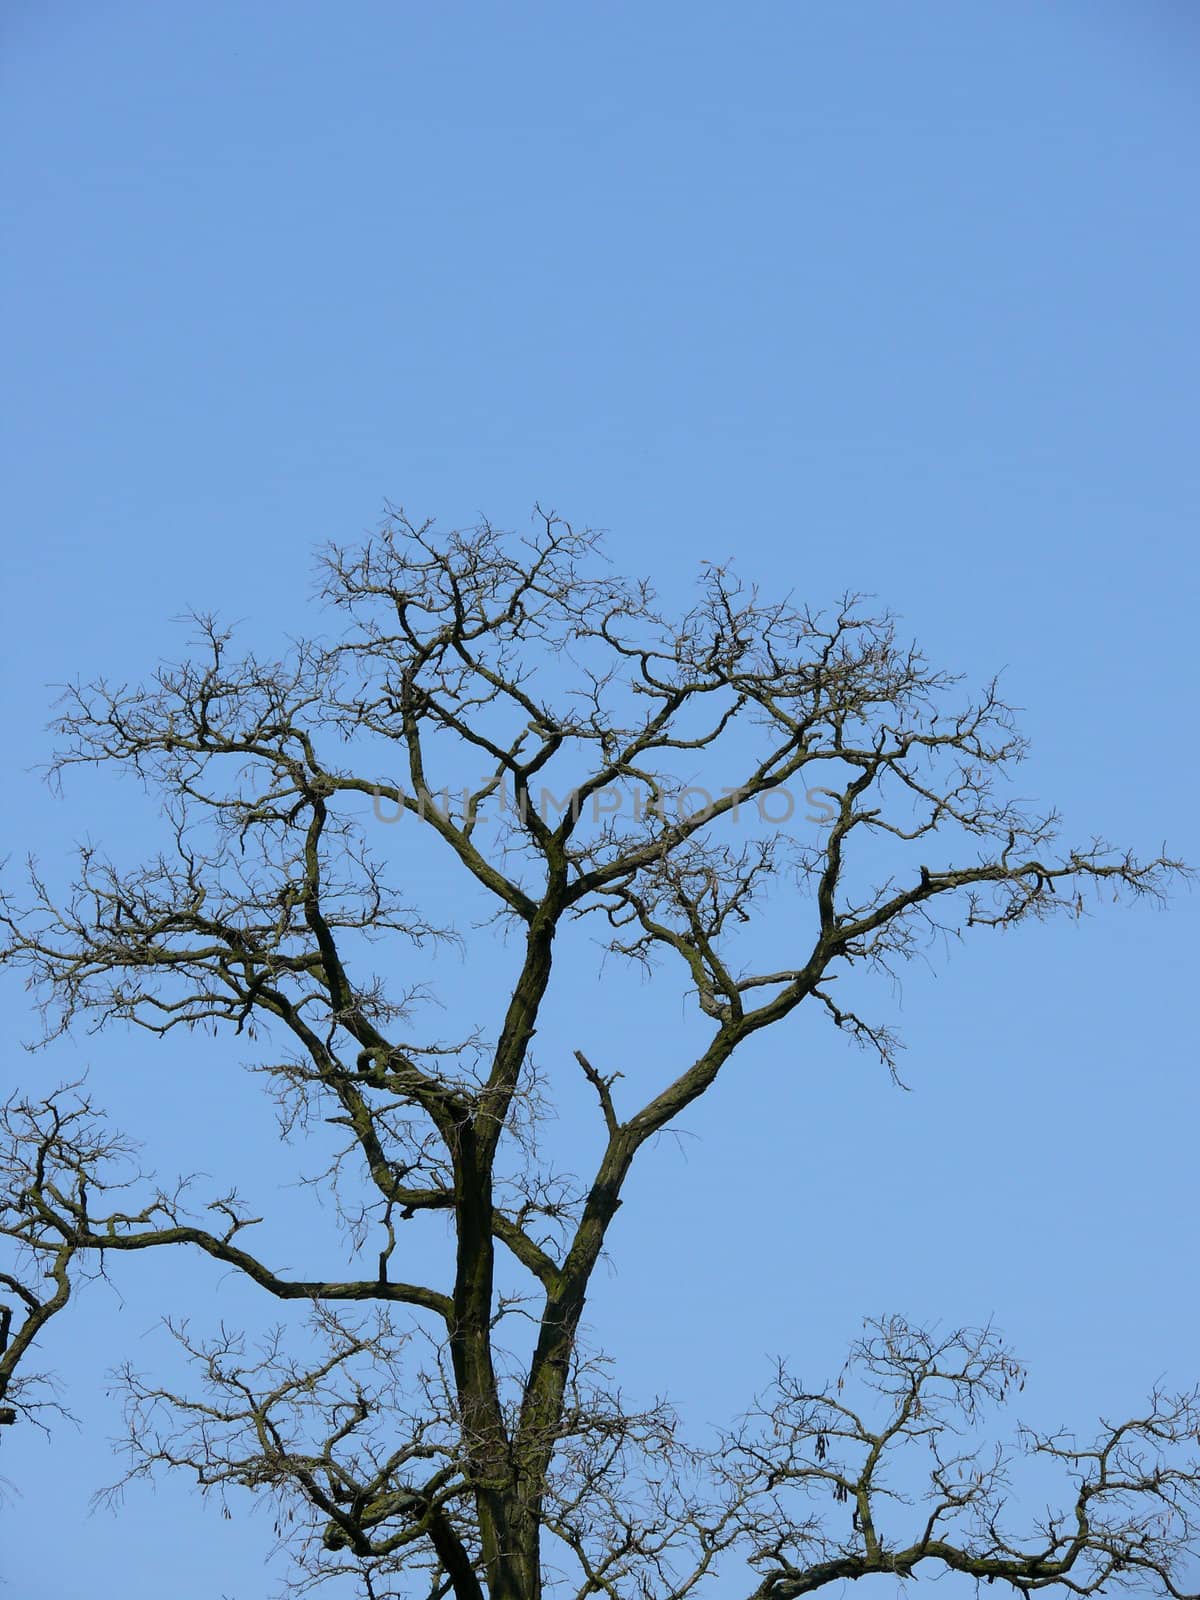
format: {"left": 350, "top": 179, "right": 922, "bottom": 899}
{"left": 1, "top": 511, "right": 1195, "bottom": 1599}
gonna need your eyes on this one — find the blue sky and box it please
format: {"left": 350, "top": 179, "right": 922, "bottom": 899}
{"left": 1, "top": 3, "right": 1197, "bottom": 1596}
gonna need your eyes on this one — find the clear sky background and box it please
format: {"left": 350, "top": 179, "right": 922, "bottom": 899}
{"left": 1, "top": 3, "right": 1197, "bottom": 1597}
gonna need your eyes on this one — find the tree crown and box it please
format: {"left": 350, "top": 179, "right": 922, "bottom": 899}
{"left": 1, "top": 512, "right": 1194, "bottom": 1600}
